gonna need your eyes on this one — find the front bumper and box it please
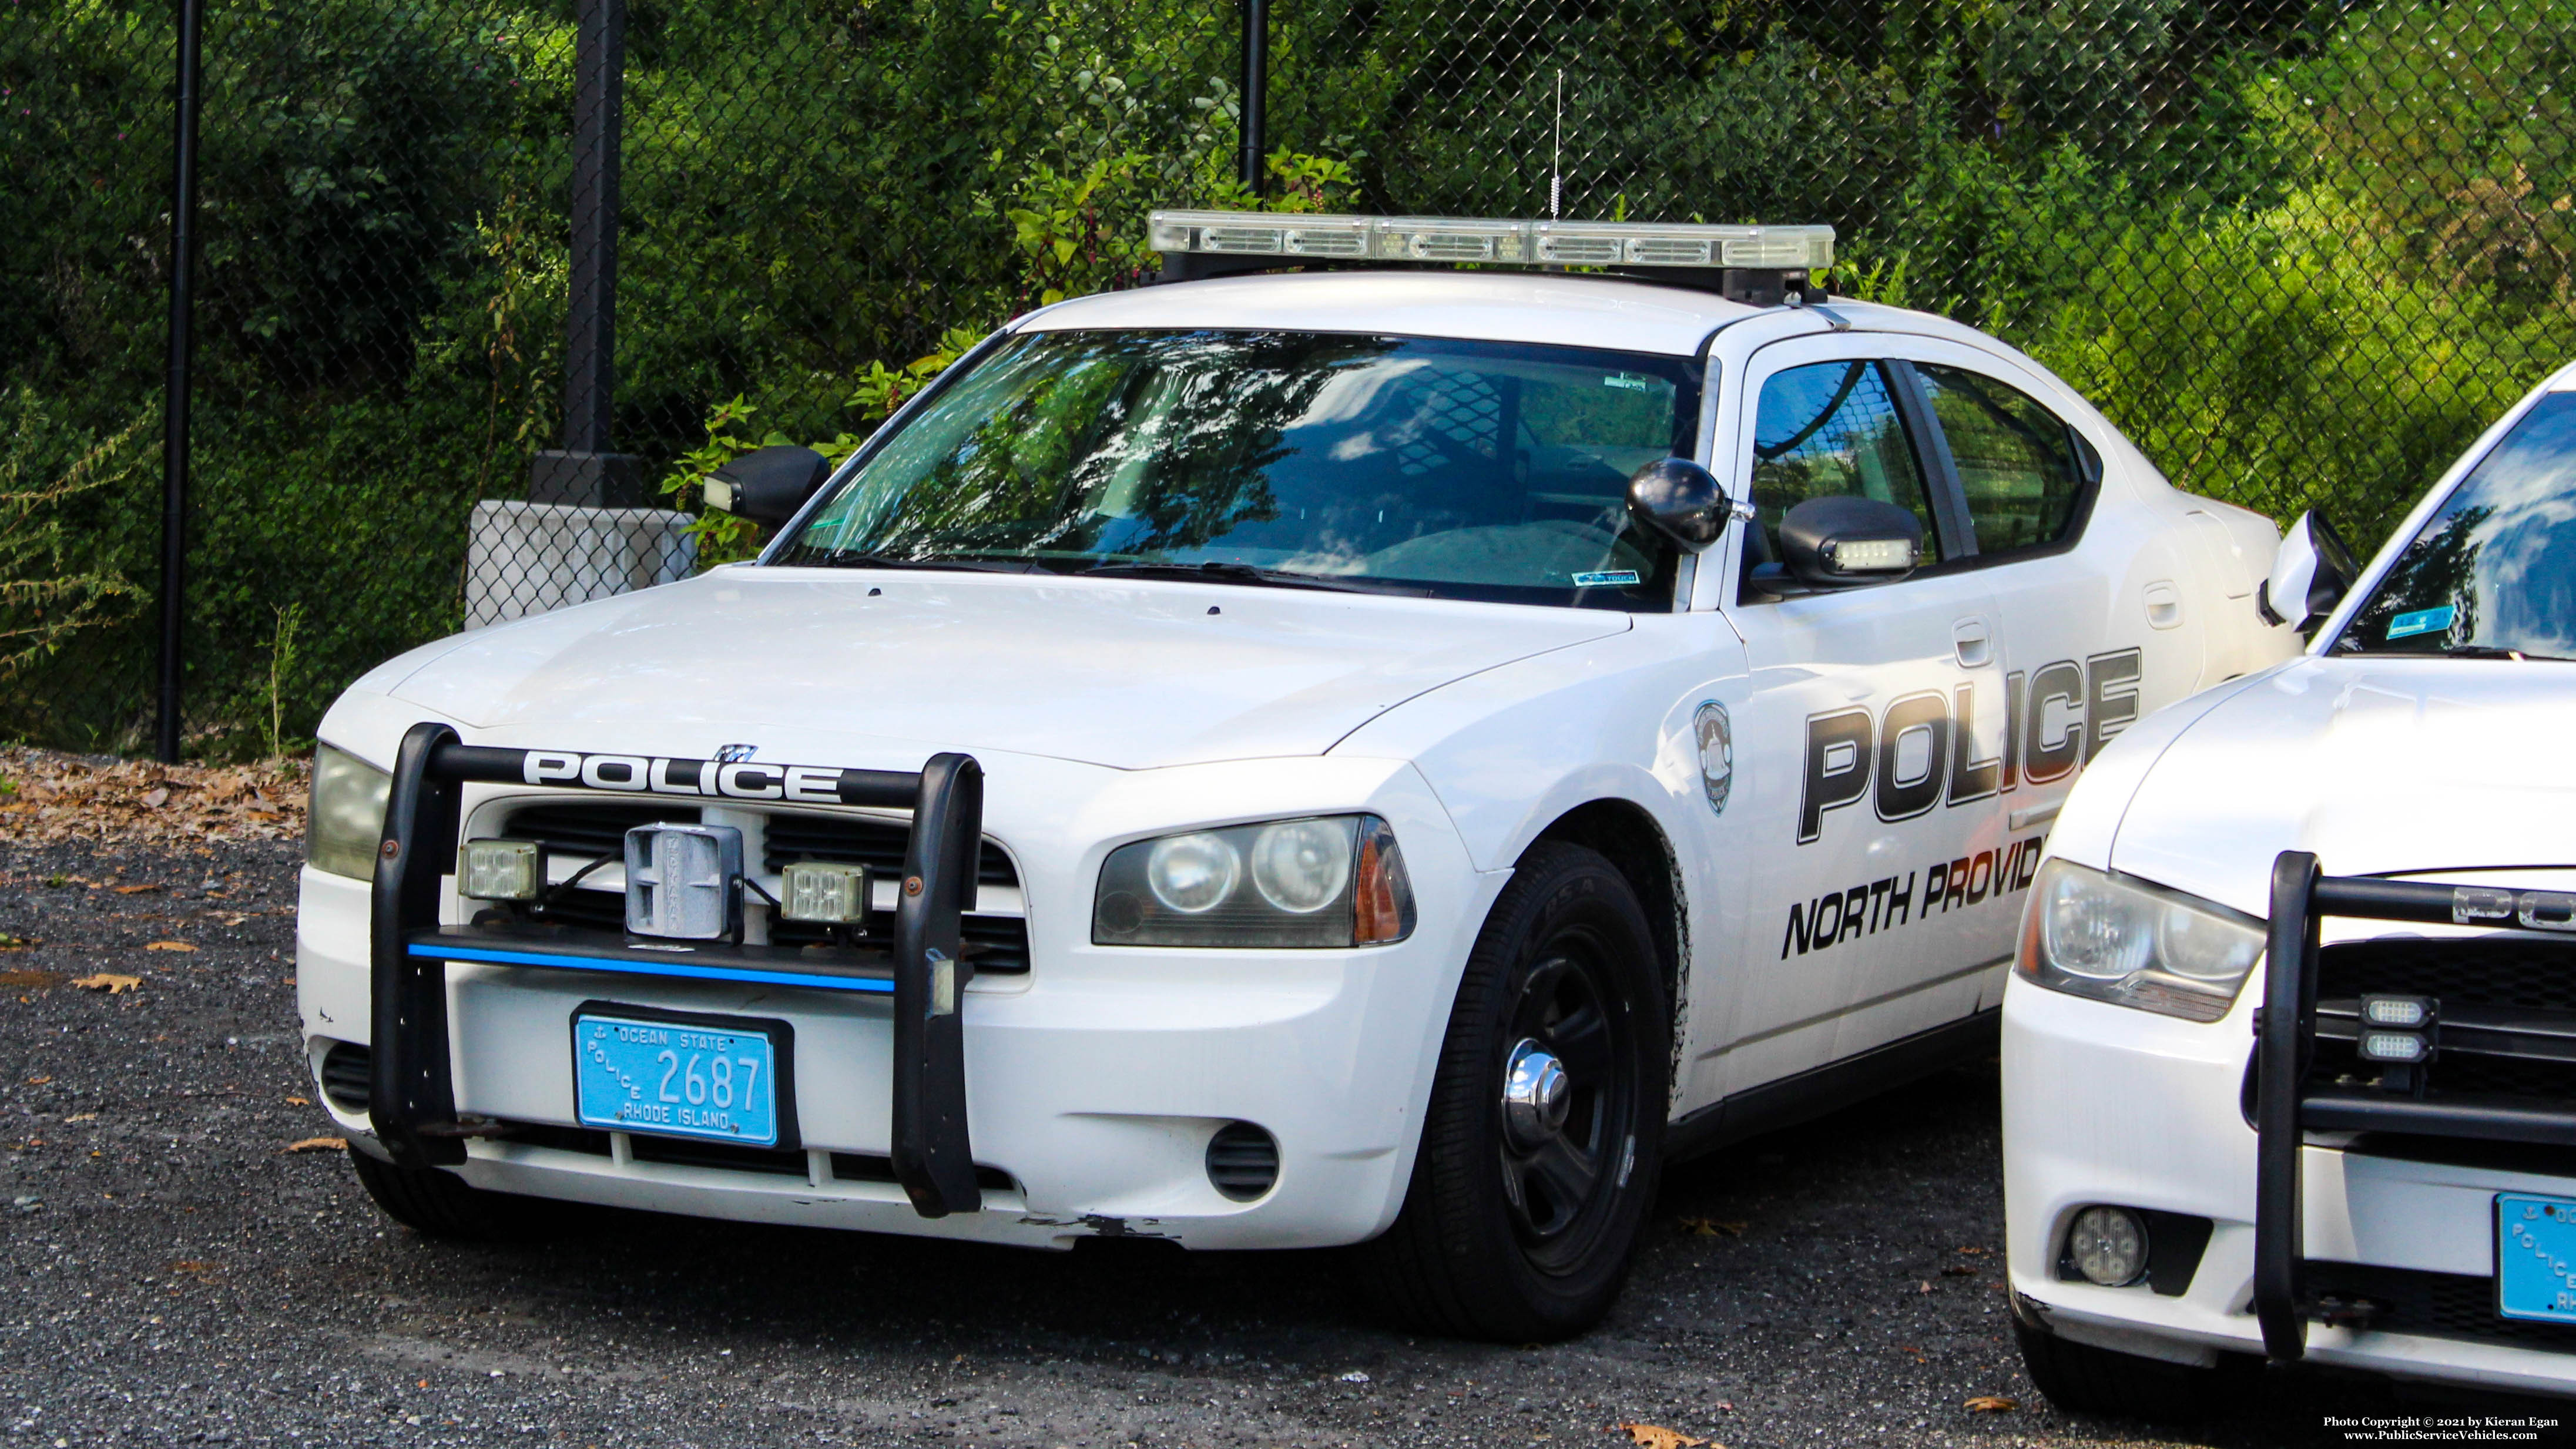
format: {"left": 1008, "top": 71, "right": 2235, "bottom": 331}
{"left": 295, "top": 731, "right": 1482, "bottom": 1252}
{"left": 2005, "top": 971, "right": 2576, "bottom": 1397}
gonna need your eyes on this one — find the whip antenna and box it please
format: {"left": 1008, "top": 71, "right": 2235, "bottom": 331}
{"left": 1549, "top": 69, "right": 1564, "bottom": 219}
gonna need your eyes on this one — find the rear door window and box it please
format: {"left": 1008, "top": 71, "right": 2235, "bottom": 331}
{"left": 1913, "top": 364, "right": 2087, "bottom": 555}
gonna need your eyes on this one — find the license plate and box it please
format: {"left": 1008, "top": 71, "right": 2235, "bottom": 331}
{"left": 573, "top": 1010, "right": 781, "bottom": 1148}
{"left": 2496, "top": 1193, "right": 2576, "bottom": 1322}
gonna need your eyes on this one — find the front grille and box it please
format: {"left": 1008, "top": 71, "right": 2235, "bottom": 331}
{"left": 1205, "top": 1122, "right": 1280, "bottom": 1201}
{"left": 504, "top": 801, "right": 698, "bottom": 862}
{"left": 2322, "top": 937, "right": 2576, "bottom": 1015}
{"left": 319, "top": 1041, "right": 371, "bottom": 1112}
{"left": 487, "top": 799, "right": 1029, "bottom": 972}
{"left": 763, "top": 812, "right": 1017, "bottom": 887}
{"left": 2313, "top": 937, "right": 2576, "bottom": 1102}
{"left": 2304, "top": 1261, "right": 2576, "bottom": 1350}
{"left": 628, "top": 1134, "right": 810, "bottom": 1177}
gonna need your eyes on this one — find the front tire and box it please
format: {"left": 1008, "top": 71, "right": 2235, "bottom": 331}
{"left": 350, "top": 1149, "right": 579, "bottom": 1242}
{"left": 1367, "top": 841, "right": 1669, "bottom": 1341}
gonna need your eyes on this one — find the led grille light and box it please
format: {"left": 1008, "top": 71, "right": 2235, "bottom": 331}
{"left": 2362, "top": 994, "right": 2434, "bottom": 1028}
{"left": 461, "top": 838, "right": 542, "bottom": 901}
{"left": 1149, "top": 211, "right": 1834, "bottom": 273}
{"left": 780, "top": 860, "right": 870, "bottom": 925}
{"left": 2359, "top": 1031, "right": 2430, "bottom": 1064}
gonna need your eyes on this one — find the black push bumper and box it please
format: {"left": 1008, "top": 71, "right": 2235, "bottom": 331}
{"left": 367, "top": 720, "right": 988, "bottom": 1217}
{"left": 2253, "top": 852, "right": 2576, "bottom": 1359}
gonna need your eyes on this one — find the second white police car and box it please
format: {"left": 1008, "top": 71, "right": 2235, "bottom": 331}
{"left": 297, "top": 211, "right": 2294, "bottom": 1340}
{"left": 2007, "top": 361, "right": 2576, "bottom": 1410}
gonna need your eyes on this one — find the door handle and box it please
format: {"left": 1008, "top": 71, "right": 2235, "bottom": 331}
{"left": 1953, "top": 619, "right": 1993, "bottom": 669}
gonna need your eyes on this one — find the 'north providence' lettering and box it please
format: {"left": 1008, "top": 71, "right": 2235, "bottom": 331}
{"left": 1781, "top": 834, "right": 2047, "bottom": 958}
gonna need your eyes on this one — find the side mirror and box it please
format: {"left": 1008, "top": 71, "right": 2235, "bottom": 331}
{"left": 2258, "top": 510, "right": 2359, "bottom": 632}
{"left": 1779, "top": 495, "right": 1923, "bottom": 588}
{"left": 1625, "top": 458, "right": 1731, "bottom": 551}
{"left": 706, "top": 445, "right": 830, "bottom": 528}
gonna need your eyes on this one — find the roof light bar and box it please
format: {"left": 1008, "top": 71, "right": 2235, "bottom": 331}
{"left": 1149, "top": 210, "right": 1834, "bottom": 271}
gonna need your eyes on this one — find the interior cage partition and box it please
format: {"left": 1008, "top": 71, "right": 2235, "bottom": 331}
{"left": 2252, "top": 851, "right": 2576, "bottom": 1360}
{"left": 366, "top": 720, "right": 986, "bottom": 1217}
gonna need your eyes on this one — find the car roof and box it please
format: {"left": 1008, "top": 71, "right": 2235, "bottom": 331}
{"left": 1014, "top": 270, "right": 1768, "bottom": 357}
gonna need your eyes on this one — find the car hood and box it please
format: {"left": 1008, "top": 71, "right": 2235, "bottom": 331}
{"left": 378, "top": 567, "right": 1630, "bottom": 770}
{"left": 2107, "top": 654, "right": 2576, "bottom": 917}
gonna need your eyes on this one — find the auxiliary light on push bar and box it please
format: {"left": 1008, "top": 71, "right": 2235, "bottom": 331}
{"left": 1148, "top": 210, "right": 1836, "bottom": 271}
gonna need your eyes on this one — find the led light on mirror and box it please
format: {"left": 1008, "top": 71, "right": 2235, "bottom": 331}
{"left": 461, "top": 839, "right": 541, "bottom": 901}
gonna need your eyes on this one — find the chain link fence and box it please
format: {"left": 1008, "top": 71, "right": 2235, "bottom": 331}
{"left": 8, "top": 0, "right": 2574, "bottom": 756}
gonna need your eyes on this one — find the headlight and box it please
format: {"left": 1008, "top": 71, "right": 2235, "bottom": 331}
{"left": 2014, "top": 858, "right": 2263, "bottom": 1022}
{"left": 306, "top": 743, "right": 393, "bottom": 881}
{"left": 1094, "top": 815, "right": 1415, "bottom": 948}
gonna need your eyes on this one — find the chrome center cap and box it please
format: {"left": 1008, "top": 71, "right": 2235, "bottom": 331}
{"left": 1501, "top": 1039, "right": 1572, "bottom": 1150}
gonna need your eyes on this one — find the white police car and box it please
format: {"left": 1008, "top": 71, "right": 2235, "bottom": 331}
{"left": 297, "top": 211, "right": 2292, "bottom": 1340}
{"left": 2005, "top": 361, "right": 2576, "bottom": 1410}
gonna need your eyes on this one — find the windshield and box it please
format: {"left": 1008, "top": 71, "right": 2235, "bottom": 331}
{"left": 2339, "top": 390, "right": 2576, "bottom": 659}
{"left": 772, "top": 330, "right": 1701, "bottom": 609}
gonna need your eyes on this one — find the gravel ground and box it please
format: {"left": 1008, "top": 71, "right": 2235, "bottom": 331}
{"left": 0, "top": 838, "right": 2558, "bottom": 1448}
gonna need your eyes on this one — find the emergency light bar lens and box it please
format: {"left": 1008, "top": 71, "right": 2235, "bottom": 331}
{"left": 2362, "top": 994, "right": 2434, "bottom": 1028}
{"left": 461, "top": 838, "right": 542, "bottom": 901}
{"left": 780, "top": 860, "right": 870, "bottom": 925}
{"left": 1150, "top": 210, "right": 1834, "bottom": 273}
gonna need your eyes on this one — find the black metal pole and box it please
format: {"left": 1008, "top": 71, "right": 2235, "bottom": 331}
{"left": 563, "top": 0, "right": 622, "bottom": 458}
{"left": 155, "top": 0, "right": 204, "bottom": 763}
{"left": 1238, "top": 0, "right": 1267, "bottom": 193}
{"left": 528, "top": 0, "right": 636, "bottom": 507}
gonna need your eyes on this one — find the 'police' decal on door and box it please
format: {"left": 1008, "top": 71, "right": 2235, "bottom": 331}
{"left": 1795, "top": 648, "right": 2138, "bottom": 845}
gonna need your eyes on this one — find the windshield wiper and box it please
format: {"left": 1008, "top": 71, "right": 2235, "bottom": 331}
{"left": 2434, "top": 643, "right": 2576, "bottom": 662}
{"left": 1076, "top": 561, "right": 1432, "bottom": 596}
{"left": 803, "top": 551, "right": 1047, "bottom": 574}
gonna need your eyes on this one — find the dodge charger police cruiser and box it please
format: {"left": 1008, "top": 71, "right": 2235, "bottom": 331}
{"left": 2004, "top": 360, "right": 2576, "bottom": 1411}
{"left": 298, "top": 210, "right": 2293, "bottom": 1340}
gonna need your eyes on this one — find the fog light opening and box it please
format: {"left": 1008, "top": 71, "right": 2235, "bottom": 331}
{"left": 1206, "top": 1122, "right": 1279, "bottom": 1202}
{"left": 2068, "top": 1205, "right": 2149, "bottom": 1287}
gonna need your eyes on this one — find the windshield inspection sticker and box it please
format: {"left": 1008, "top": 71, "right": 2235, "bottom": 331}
{"left": 1604, "top": 372, "right": 1654, "bottom": 393}
{"left": 1572, "top": 570, "right": 1642, "bottom": 587}
{"left": 2388, "top": 604, "right": 2457, "bottom": 639}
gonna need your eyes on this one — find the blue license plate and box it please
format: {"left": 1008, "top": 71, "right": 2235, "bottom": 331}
{"left": 573, "top": 1011, "right": 780, "bottom": 1148}
{"left": 2496, "top": 1193, "right": 2576, "bottom": 1321}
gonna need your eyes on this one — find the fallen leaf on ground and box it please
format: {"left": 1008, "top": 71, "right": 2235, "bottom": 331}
{"left": 144, "top": 941, "right": 194, "bottom": 952}
{"left": 0, "top": 970, "right": 62, "bottom": 988}
{"left": 0, "top": 933, "right": 29, "bottom": 950}
{"left": 112, "top": 883, "right": 160, "bottom": 894}
{"left": 1964, "top": 1396, "right": 2017, "bottom": 1413}
{"left": 69, "top": 974, "right": 141, "bottom": 994}
{"left": 63, "top": 1113, "right": 95, "bottom": 1122}
{"left": 1941, "top": 1264, "right": 1977, "bottom": 1276}
{"left": 1608, "top": 1425, "right": 1709, "bottom": 1449}
{"left": 24, "top": 1076, "right": 47, "bottom": 1085}
{"left": 283, "top": 1137, "right": 345, "bottom": 1153}
{"left": 1676, "top": 1216, "right": 1746, "bottom": 1237}
{"left": 1918, "top": 1281, "right": 1934, "bottom": 1293}
{"left": 284, "top": 1095, "right": 309, "bottom": 1106}
{"left": 171, "top": 1260, "right": 217, "bottom": 1275}
{"left": 0, "top": 747, "right": 308, "bottom": 848}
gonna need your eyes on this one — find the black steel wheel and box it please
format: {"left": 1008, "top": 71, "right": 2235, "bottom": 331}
{"left": 1366, "top": 840, "right": 1668, "bottom": 1341}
